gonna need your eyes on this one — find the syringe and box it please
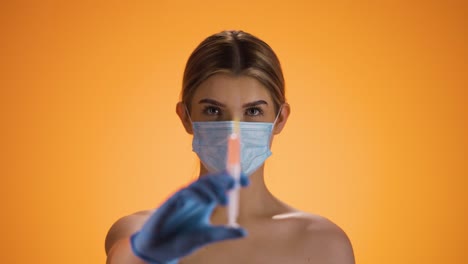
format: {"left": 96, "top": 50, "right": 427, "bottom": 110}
{"left": 226, "top": 121, "right": 241, "bottom": 227}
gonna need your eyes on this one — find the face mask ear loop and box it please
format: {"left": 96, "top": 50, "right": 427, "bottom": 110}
{"left": 273, "top": 105, "right": 284, "bottom": 126}
{"left": 184, "top": 104, "right": 194, "bottom": 124}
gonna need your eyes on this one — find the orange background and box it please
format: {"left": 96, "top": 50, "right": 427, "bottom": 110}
{"left": 1, "top": 1, "right": 466, "bottom": 263}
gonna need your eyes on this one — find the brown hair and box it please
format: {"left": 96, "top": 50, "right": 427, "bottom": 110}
{"left": 181, "top": 30, "right": 286, "bottom": 113}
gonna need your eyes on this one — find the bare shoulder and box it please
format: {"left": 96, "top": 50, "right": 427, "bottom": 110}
{"left": 105, "top": 210, "right": 153, "bottom": 255}
{"left": 294, "top": 212, "right": 355, "bottom": 264}
{"left": 271, "top": 211, "right": 354, "bottom": 263}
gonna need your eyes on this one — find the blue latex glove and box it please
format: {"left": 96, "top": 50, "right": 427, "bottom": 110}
{"left": 130, "top": 172, "right": 249, "bottom": 264}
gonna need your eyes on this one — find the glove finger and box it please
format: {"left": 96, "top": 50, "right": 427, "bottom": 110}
{"left": 153, "top": 174, "right": 233, "bottom": 234}
{"left": 146, "top": 185, "right": 214, "bottom": 233}
{"left": 140, "top": 189, "right": 192, "bottom": 235}
{"left": 203, "top": 173, "right": 235, "bottom": 205}
{"left": 188, "top": 180, "right": 220, "bottom": 204}
{"left": 191, "top": 173, "right": 234, "bottom": 205}
{"left": 239, "top": 173, "right": 249, "bottom": 187}
{"left": 201, "top": 172, "right": 235, "bottom": 190}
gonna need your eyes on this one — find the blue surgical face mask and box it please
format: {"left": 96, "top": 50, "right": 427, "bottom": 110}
{"left": 189, "top": 108, "right": 281, "bottom": 176}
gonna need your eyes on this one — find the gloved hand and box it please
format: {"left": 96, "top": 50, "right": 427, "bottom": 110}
{"left": 130, "top": 172, "right": 249, "bottom": 264}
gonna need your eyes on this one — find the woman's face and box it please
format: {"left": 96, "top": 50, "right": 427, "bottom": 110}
{"left": 188, "top": 73, "right": 277, "bottom": 123}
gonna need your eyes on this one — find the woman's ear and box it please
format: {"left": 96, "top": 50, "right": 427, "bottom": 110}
{"left": 273, "top": 103, "right": 290, "bottom": 135}
{"left": 176, "top": 102, "right": 193, "bottom": 134}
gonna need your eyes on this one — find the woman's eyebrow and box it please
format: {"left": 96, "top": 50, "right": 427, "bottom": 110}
{"left": 198, "top": 98, "right": 226, "bottom": 107}
{"left": 243, "top": 100, "right": 268, "bottom": 108}
{"left": 198, "top": 99, "right": 268, "bottom": 108}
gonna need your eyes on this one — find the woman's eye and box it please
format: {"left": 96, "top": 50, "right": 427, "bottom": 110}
{"left": 202, "top": 106, "right": 221, "bottom": 116}
{"left": 245, "top": 107, "right": 263, "bottom": 116}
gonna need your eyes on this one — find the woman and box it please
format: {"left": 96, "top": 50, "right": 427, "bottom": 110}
{"left": 105, "top": 30, "right": 355, "bottom": 264}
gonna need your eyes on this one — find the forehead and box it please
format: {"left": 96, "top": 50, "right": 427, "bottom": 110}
{"left": 191, "top": 73, "right": 273, "bottom": 104}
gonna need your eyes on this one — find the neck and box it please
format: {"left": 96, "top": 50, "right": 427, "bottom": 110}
{"left": 199, "top": 165, "right": 288, "bottom": 224}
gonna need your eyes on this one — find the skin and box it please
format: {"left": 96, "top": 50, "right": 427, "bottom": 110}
{"left": 105, "top": 73, "right": 355, "bottom": 264}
